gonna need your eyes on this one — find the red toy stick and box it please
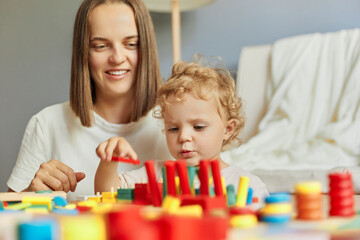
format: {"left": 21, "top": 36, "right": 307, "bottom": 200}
{"left": 199, "top": 160, "right": 210, "bottom": 196}
{"left": 176, "top": 160, "right": 191, "bottom": 195}
{"left": 111, "top": 156, "right": 140, "bottom": 165}
{"left": 210, "top": 159, "right": 224, "bottom": 196}
{"left": 145, "top": 160, "right": 162, "bottom": 206}
{"left": 165, "top": 161, "right": 177, "bottom": 196}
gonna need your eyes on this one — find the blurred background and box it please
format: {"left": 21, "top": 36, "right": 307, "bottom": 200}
{"left": 0, "top": 0, "right": 359, "bottom": 191}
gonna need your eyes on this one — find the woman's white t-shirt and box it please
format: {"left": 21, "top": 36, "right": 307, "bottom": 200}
{"left": 7, "top": 102, "right": 173, "bottom": 201}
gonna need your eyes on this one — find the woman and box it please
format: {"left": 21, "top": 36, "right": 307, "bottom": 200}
{"left": 7, "top": 0, "right": 172, "bottom": 201}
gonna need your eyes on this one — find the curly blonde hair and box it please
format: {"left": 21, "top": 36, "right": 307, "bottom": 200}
{"left": 154, "top": 58, "right": 245, "bottom": 149}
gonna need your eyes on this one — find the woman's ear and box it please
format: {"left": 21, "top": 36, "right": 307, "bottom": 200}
{"left": 224, "top": 119, "right": 238, "bottom": 141}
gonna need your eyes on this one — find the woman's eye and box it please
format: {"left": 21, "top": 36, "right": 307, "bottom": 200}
{"left": 91, "top": 43, "right": 107, "bottom": 51}
{"left": 127, "top": 42, "right": 138, "bottom": 49}
{"left": 194, "top": 125, "right": 206, "bottom": 130}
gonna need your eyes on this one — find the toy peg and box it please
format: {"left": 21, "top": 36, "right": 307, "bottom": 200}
{"left": 176, "top": 160, "right": 191, "bottom": 195}
{"left": 111, "top": 156, "right": 140, "bottom": 165}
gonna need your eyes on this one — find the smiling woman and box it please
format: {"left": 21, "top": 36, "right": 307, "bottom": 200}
{"left": 7, "top": 0, "right": 172, "bottom": 201}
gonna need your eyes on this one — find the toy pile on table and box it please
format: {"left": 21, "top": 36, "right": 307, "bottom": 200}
{"left": 0, "top": 159, "right": 359, "bottom": 240}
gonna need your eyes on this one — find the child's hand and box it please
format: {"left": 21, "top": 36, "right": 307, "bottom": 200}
{"left": 96, "top": 137, "right": 138, "bottom": 161}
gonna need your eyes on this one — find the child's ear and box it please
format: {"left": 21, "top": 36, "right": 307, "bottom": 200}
{"left": 224, "top": 119, "right": 238, "bottom": 140}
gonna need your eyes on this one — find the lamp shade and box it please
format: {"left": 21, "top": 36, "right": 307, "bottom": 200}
{"left": 142, "top": 0, "right": 215, "bottom": 13}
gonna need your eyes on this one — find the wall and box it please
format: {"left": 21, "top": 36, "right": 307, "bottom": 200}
{"left": 0, "top": 0, "right": 359, "bottom": 191}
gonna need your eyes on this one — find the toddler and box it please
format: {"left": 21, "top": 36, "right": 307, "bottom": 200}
{"left": 95, "top": 57, "right": 269, "bottom": 200}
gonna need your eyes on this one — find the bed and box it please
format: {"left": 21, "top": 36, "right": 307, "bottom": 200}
{"left": 222, "top": 28, "right": 360, "bottom": 193}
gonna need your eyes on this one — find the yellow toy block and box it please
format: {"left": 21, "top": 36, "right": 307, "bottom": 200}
{"left": 6, "top": 202, "right": 32, "bottom": 210}
{"left": 162, "top": 196, "right": 173, "bottom": 210}
{"left": 173, "top": 205, "right": 203, "bottom": 218}
{"left": 230, "top": 214, "right": 258, "bottom": 228}
{"left": 87, "top": 196, "right": 102, "bottom": 203}
{"left": 101, "top": 192, "right": 116, "bottom": 199}
{"left": 78, "top": 200, "right": 98, "bottom": 208}
{"left": 162, "top": 196, "right": 181, "bottom": 214}
{"left": 22, "top": 196, "right": 52, "bottom": 210}
{"left": 295, "top": 181, "right": 322, "bottom": 194}
{"left": 59, "top": 215, "right": 106, "bottom": 240}
{"left": 101, "top": 198, "right": 117, "bottom": 204}
{"left": 221, "top": 177, "right": 227, "bottom": 196}
{"left": 64, "top": 204, "right": 77, "bottom": 210}
{"left": 236, "top": 176, "right": 249, "bottom": 207}
{"left": 25, "top": 208, "right": 49, "bottom": 214}
{"left": 259, "top": 203, "right": 292, "bottom": 215}
{"left": 91, "top": 203, "right": 115, "bottom": 214}
{"left": 175, "top": 177, "right": 181, "bottom": 195}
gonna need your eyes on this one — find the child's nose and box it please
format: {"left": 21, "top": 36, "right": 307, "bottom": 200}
{"left": 179, "top": 129, "right": 191, "bottom": 143}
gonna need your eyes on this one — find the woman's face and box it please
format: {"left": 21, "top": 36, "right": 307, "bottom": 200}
{"left": 88, "top": 3, "right": 139, "bottom": 101}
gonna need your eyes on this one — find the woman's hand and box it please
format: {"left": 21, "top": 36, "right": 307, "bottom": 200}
{"left": 96, "top": 137, "right": 138, "bottom": 161}
{"left": 25, "top": 159, "right": 85, "bottom": 192}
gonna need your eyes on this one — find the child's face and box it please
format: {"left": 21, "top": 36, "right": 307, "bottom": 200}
{"left": 163, "top": 93, "right": 231, "bottom": 166}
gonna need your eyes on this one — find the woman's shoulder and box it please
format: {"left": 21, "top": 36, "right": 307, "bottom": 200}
{"left": 35, "top": 101, "right": 71, "bottom": 117}
{"left": 29, "top": 101, "right": 76, "bottom": 127}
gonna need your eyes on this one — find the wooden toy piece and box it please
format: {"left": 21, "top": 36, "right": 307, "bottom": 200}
{"left": 106, "top": 207, "right": 158, "bottom": 240}
{"left": 199, "top": 160, "right": 210, "bottom": 195}
{"left": 59, "top": 214, "right": 106, "bottom": 240}
{"left": 226, "top": 184, "right": 236, "bottom": 207}
{"left": 246, "top": 188, "right": 253, "bottom": 205}
{"left": 180, "top": 195, "right": 227, "bottom": 213}
{"left": 0, "top": 191, "right": 66, "bottom": 202}
{"left": 165, "top": 161, "right": 176, "bottom": 196}
{"left": 187, "top": 166, "right": 197, "bottom": 195}
{"left": 154, "top": 213, "right": 229, "bottom": 240}
{"left": 87, "top": 192, "right": 102, "bottom": 203}
{"left": 54, "top": 196, "right": 68, "bottom": 207}
{"left": 236, "top": 176, "right": 249, "bottom": 207}
{"left": 175, "top": 177, "right": 181, "bottom": 195}
{"left": 328, "top": 172, "right": 355, "bottom": 217}
{"left": 230, "top": 214, "right": 258, "bottom": 228}
{"left": 145, "top": 160, "right": 163, "bottom": 207}
{"left": 261, "top": 192, "right": 292, "bottom": 224}
{"left": 19, "top": 218, "right": 58, "bottom": 240}
{"left": 259, "top": 203, "right": 292, "bottom": 215}
{"left": 22, "top": 196, "right": 52, "bottom": 210}
{"left": 210, "top": 160, "right": 224, "bottom": 196}
{"left": 162, "top": 195, "right": 181, "bottom": 214}
{"left": 111, "top": 156, "right": 140, "bottom": 165}
{"left": 221, "top": 177, "right": 227, "bottom": 196}
{"left": 117, "top": 188, "right": 134, "bottom": 201}
{"left": 174, "top": 205, "right": 203, "bottom": 218}
{"left": 161, "top": 167, "right": 167, "bottom": 198}
{"left": 6, "top": 202, "right": 32, "bottom": 210}
{"left": 133, "top": 183, "right": 152, "bottom": 205}
{"left": 295, "top": 181, "right": 323, "bottom": 220}
{"left": 295, "top": 181, "right": 322, "bottom": 194}
{"left": 176, "top": 160, "right": 191, "bottom": 195}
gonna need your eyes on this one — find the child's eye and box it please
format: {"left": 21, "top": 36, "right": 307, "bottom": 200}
{"left": 167, "top": 127, "right": 178, "bottom": 132}
{"left": 194, "top": 125, "right": 206, "bottom": 130}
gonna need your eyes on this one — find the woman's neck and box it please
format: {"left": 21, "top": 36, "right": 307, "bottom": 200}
{"left": 94, "top": 96, "right": 134, "bottom": 124}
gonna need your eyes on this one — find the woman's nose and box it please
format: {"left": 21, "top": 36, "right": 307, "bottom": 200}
{"left": 109, "top": 47, "right": 126, "bottom": 64}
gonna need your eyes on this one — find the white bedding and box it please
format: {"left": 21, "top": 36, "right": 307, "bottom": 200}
{"left": 222, "top": 29, "right": 360, "bottom": 191}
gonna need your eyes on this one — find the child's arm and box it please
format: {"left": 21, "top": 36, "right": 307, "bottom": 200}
{"left": 94, "top": 137, "right": 138, "bottom": 193}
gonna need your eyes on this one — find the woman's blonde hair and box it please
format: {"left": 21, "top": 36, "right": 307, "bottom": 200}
{"left": 70, "top": 0, "right": 161, "bottom": 127}
{"left": 154, "top": 56, "right": 245, "bottom": 148}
